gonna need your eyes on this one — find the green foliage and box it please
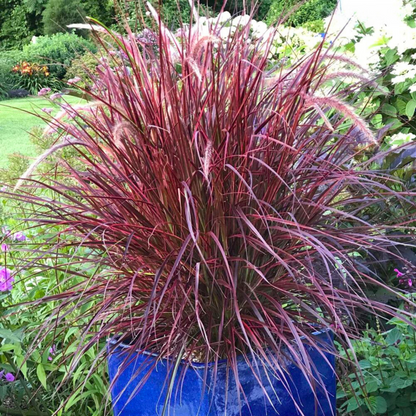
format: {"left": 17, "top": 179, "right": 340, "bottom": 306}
{"left": 0, "top": 204, "right": 110, "bottom": 415}
{"left": 338, "top": 311, "right": 416, "bottom": 416}
{"left": 22, "top": 32, "right": 96, "bottom": 79}
{"left": 0, "top": 3, "right": 36, "bottom": 49}
{"left": 81, "top": 0, "right": 114, "bottom": 26}
{"left": 64, "top": 51, "right": 102, "bottom": 89}
{"left": 0, "top": 33, "right": 95, "bottom": 92}
{"left": 267, "top": 0, "right": 337, "bottom": 26}
{"left": 0, "top": 153, "right": 30, "bottom": 185}
{"left": 0, "top": 49, "right": 25, "bottom": 95}
{"left": 42, "top": 0, "right": 86, "bottom": 35}
{"left": 302, "top": 19, "right": 325, "bottom": 33}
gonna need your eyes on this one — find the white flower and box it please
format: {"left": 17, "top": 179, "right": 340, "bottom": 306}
{"left": 399, "top": 2, "right": 415, "bottom": 18}
{"left": 232, "top": 14, "right": 251, "bottom": 27}
{"left": 391, "top": 61, "right": 416, "bottom": 84}
{"left": 410, "top": 83, "right": 416, "bottom": 92}
{"left": 387, "top": 132, "right": 416, "bottom": 149}
{"left": 250, "top": 20, "right": 268, "bottom": 38}
{"left": 388, "top": 25, "right": 416, "bottom": 55}
{"left": 353, "top": 35, "right": 382, "bottom": 69}
{"left": 218, "top": 26, "right": 235, "bottom": 39}
{"left": 211, "top": 11, "right": 231, "bottom": 24}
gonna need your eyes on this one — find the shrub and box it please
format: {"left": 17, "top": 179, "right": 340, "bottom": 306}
{"left": 0, "top": 50, "right": 24, "bottom": 93}
{"left": 338, "top": 306, "right": 416, "bottom": 415}
{"left": 22, "top": 32, "right": 97, "bottom": 79}
{"left": 7, "top": 10, "right": 416, "bottom": 412}
{"left": 64, "top": 51, "right": 102, "bottom": 89}
{"left": 0, "top": 153, "right": 30, "bottom": 185}
{"left": 267, "top": 0, "right": 337, "bottom": 26}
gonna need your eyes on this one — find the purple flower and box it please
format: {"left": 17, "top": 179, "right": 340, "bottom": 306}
{"left": 50, "top": 92, "right": 63, "bottom": 101}
{"left": 0, "top": 268, "right": 14, "bottom": 292}
{"left": 1, "top": 243, "right": 9, "bottom": 252}
{"left": 408, "top": 279, "right": 413, "bottom": 287}
{"left": 394, "top": 268, "right": 404, "bottom": 278}
{"left": 41, "top": 107, "right": 53, "bottom": 114}
{"left": 67, "top": 77, "right": 81, "bottom": 85}
{"left": 0, "top": 370, "right": 4, "bottom": 379}
{"left": 38, "top": 87, "right": 51, "bottom": 97}
{"left": 1, "top": 226, "right": 9, "bottom": 236}
{"left": 5, "top": 373, "right": 15, "bottom": 382}
{"left": 48, "top": 344, "right": 57, "bottom": 361}
{"left": 13, "top": 232, "right": 27, "bottom": 242}
{"left": 0, "top": 186, "right": 6, "bottom": 192}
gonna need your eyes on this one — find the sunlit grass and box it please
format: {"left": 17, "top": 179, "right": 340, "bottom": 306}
{"left": 0, "top": 96, "right": 83, "bottom": 167}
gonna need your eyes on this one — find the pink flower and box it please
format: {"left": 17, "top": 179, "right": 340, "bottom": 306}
{"left": 38, "top": 87, "right": 51, "bottom": 96}
{"left": 408, "top": 279, "right": 413, "bottom": 287}
{"left": 394, "top": 268, "right": 404, "bottom": 278}
{"left": 13, "top": 232, "right": 27, "bottom": 242}
{"left": 67, "top": 77, "right": 81, "bottom": 85}
{"left": 48, "top": 344, "right": 57, "bottom": 361}
{"left": 0, "top": 268, "right": 14, "bottom": 292}
{"left": 1, "top": 243, "right": 9, "bottom": 252}
{"left": 5, "top": 373, "right": 15, "bottom": 382}
{"left": 50, "top": 92, "right": 63, "bottom": 101}
{"left": 41, "top": 107, "right": 53, "bottom": 114}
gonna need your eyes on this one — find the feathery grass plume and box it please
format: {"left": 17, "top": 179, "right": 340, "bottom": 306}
{"left": 8, "top": 4, "right": 416, "bottom": 415}
{"left": 303, "top": 94, "right": 378, "bottom": 145}
{"left": 318, "top": 71, "right": 384, "bottom": 92}
{"left": 13, "top": 137, "right": 89, "bottom": 191}
{"left": 320, "top": 53, "right": 371, "bottom": 74}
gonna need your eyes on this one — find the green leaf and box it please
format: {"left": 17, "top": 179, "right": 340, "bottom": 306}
{"left": 0, "top": 344, "right": 16, "bottom": 352}
{"left": 396, "top": 395, "right": 410, "bottom": 408}
{"left": 366, "top": 396, "right": 378, "bottom": 415}
{"left": 64, "top": 390, "right": 100, "bottom": 412}
{"left": 382, "top": 103, "right": 397, "bottom": 117}
{"left": 337, "top": 390, "right": 347, "bottom": 399}
{"left": 367, "top": 379, "right": 381, "bottom": 393}
{"left": 347, "top": 397, "right": 363, "bottom": 412}
{"left": 359, "top": 359, "right": 372, "bottom": 369}
{"left": 406, "top": 100, "right": 416, "bottom": 119}
{"left": 395, "top": 83, "right": 408, "bottom": 95}
{"left": 386, "top": 328, "right": 403, "bottom": 345}
{"left": 410, "top": 391, "right": 416, "bottom": 402}
{"left": 396, "top": 98, "right": 408, "bottom": 115}
{"left": 15, "top": 355, "right": 28, "bottom": 379}
{"left": 0, "top": 328, "right": 22, "bottom": 343}
{"left": 37, "top": 363, "right": 47, "bottom": 390}
{"left": 375, "top": 396, "right": 388, "bottom": 413}
{"left": 385, "top": 49, "right": 399, "bottom": 66}
{"left": 371, "top": 114, "right": 383, "bottom": 128}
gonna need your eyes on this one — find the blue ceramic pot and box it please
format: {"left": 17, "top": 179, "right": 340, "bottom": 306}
{"left": 108, "top": 331, "right": 335, "bottom": 416}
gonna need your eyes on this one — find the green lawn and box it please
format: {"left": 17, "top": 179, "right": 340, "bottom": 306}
{"left": 0, "top": 96, "right": 82, "bottom": 168}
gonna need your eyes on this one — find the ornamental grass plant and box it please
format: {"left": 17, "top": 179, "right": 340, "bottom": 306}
{"left": 3, "top": 3, "right": 416, "bottom": 414}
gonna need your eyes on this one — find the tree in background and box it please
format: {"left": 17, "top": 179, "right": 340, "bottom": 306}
{"left": 42, "top": 0, "right": 86, "bottom": 34}
{"left": 267, "top": 0, "right": 337, "bottom": 27}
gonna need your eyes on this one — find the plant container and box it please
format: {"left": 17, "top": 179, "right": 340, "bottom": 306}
{"left": 108, "top": 331, "right": 335, "bottom": 416}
